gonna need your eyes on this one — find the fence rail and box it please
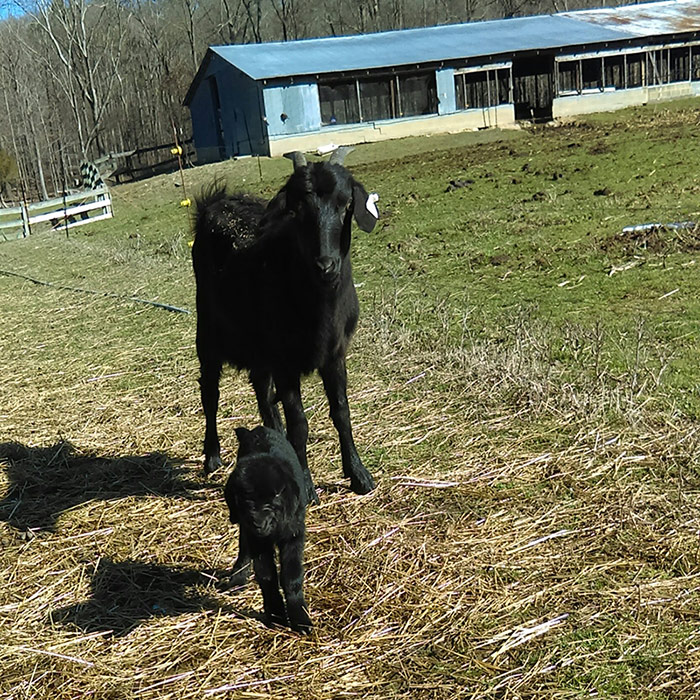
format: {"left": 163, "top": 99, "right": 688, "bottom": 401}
{"left": 0, "top": 187, "right": 113, "bottom": 240}
{"left": 99, "top": 139, "right": 194, "bottom": 184}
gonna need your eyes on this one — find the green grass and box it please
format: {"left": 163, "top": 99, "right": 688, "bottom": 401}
{"left": 1, "top": 98, "right": 699, "bottom": 699}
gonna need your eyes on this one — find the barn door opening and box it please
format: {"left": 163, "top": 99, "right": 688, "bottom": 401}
{"left": 208, "top": 76, "right": 227, "bottom": 159}
{"left": 512, "top": 55, "right": 554, "bottom": 121}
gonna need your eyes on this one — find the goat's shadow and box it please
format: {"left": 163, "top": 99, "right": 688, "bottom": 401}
{"left": 51, "top": 557, "right": 261, "bottom": 637}
{"left": 0, "top": 440, "right": 215, "bottom": 532}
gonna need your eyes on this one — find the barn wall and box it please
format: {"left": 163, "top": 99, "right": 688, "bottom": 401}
{"left": 188, "top": 58, "right": 224, "bottom": 164}
{"left": 266, "top": 106, "right": 516, "bottom": 156}
{"left": 189, "top": 55, "right": 268, "bottom": 162}
{"left": 258, "top": 70, "right": 516, "bottom": 154}
{"left": 553, "top": 81, "right": 700, "bottom": 118}
{"left": 262, "top": 83, "right": 323, "bottom": 137}
{"left": 218, "top": 65, "right": 268, "bottom": 157}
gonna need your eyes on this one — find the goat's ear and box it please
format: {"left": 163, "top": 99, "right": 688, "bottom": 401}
{"left": 352, "top": 180, "right": 379, "bottom": 232}
{"left": 265, "top": 188, "right": 288, "bottom": 215}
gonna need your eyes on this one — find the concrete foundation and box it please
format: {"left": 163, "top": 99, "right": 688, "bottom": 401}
{"left": 553, "top": 82, "right": 699, "bottom": 118}
{"left": 267, "top": 105, "right": 515, "bottom": 156}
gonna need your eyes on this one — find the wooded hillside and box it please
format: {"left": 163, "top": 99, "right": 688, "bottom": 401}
{"left": 0, "top": 0, "right": 629, "bottom": 199}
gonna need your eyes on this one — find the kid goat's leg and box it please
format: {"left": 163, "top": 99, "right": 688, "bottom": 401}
{"left": 279, "top": 535, "right": 312, "bottom": 634}
{"left": 252, "top": 544, "right": 286, "bottom": 627}
{"left": 227, "top": 529, "right": 252, "bottom": 588}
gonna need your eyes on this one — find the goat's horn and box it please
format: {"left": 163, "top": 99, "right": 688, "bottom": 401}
{"left": 283, "top": 151, "right": 307, "bottom": 170}
{"left": 329, "top": 146, "right": 354, "bottom": 165}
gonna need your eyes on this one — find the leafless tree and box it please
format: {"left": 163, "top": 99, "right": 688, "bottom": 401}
{"left": 24, "top": 0, "right": 127, "bottom": 158}
{"left": 0, "top": 0, "right": 635, "bottom": 199}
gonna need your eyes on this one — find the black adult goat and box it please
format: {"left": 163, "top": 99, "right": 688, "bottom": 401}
{"left": 192, "top": 148, "right": 379, "bottom": 498}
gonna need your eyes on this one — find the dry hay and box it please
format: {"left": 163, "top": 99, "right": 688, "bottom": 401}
{"left": 2, "top": 374, "right": 699, "bottom": 698}
{"left": 1, "top": 221, "right": 700, "bottom": 698}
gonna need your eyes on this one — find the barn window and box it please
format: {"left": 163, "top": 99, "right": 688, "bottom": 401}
{"left": 669, "top": 47, "right": 690, "bottom": 82}
{"left": 456, "top": 72, "right": 487, "bottom": 109}
{"left": 319, "top": 70, "right": 438, "bottom": 126}
{"left": 358, "top": 72, "right": 438, "bottom": 121}
{"left": 398, "top": 72, "right": 438, "bottom": 116}
{"left": 581, "top": 58, "right": 603, "bottom": 91}
{"left": 358, "top": 76, "right": 395, "bottom": 121}
{"left": 557, "top": 61, "right": 579, "bottom": 94}
{"left": 495, "top": 69, "right": 511, "bottom": 103}
{"left": 626, "top": 53, "right": 644, "bottom": 87}
{"left": 647, "top": 50, "right": 669, "bottom": 85}
{"left": 454, "top": 68, "right": 511, "bottom": 110}
{"left": 693, "top": 46, "right": 700, "bottom": 80}
{"left": 319, "top": 80, "right": 360, "bottom": 125}
{"left": 604, "top": 55, "right": 624, "bottom": 89}
{"left": 556, "top": 46, "right": 695, "bottom": 97}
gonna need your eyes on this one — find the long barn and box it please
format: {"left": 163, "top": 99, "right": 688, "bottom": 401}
{"left": 184, "top": 0, "right": 700, "bottom": 161}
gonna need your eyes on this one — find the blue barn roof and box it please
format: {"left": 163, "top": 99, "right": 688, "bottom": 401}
{"left": 209, "top": 15, "right": 629, "bottom": 81}
{"left": 185, "top": 0, "right": 700, "bottom": 101}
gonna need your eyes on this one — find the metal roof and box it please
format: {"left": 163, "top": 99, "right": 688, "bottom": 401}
{"left": 562, "top": 0, "right": 700, "bottom": 35}
{"left": 210, "top": 14, "right": 633, "bottom": 81}
{"left": 192, "top": 0, "right": 700, "bottom": 88}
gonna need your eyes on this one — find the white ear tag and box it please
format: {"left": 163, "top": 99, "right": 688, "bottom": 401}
{"left": 366, "top": 192, "right": 379, "bottom": 219}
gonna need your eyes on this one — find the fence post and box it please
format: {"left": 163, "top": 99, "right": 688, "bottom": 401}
{"left": 20, "top": 201, "right": 29, "bottom": 238}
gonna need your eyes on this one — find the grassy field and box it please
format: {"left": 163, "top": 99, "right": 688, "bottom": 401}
{"left": 1, "top": 99, "right": 699, "bottom": 699}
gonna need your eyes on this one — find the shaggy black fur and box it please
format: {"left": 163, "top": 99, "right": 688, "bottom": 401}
{"left": 192, "top": 152, "right": 378, "bottom": 499}
{"left": 224, "top": 426, "right": 311, "bottom": 633}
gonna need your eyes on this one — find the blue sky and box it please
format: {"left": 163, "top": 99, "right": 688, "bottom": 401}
{"left": 0, "top": 2, "right": 23, "bottom": 19}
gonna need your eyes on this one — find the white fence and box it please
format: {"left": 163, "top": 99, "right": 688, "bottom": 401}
{"left": 0, "top": 187, "right": 113, "bottom": 240}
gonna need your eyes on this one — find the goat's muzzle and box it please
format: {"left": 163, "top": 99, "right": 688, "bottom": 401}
{"left": 315, "top": 256, "right": 340, "bottom": 285}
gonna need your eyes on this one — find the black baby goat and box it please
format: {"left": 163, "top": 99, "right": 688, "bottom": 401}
{"left": 192, "top": 148, "right": 379, "bottom": 500}
{"left": 225, "top": 426, "right": 312, "bottom": 633}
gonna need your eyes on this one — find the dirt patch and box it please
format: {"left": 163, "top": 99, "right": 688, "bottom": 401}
{"left": 600, "top": 222, "right": 700, "bottom": 256}
{"left": 587, "top": 141, "right": 613, "bottom": 156}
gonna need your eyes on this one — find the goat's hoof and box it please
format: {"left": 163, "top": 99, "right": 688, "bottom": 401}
{"left": 219, "top": 566, "right": 251, "bottom": 590}
{"left": 288, "top": 610, "right": 313, "bottom": 635}
{"left": 291, "top": 620, "right": 313, "bottom": 635}
{"left": 265, "top": 612, "right": 288, "bottom": 629}
{"left": 350, "top": 471, "right": 375, "bottom": 495}
{"left": 203, "top": 454, "right": 223, "bottom": 475}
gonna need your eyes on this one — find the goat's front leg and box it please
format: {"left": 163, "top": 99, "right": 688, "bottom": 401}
{"left": 198, "top": 356, "right": 223, "bottom": 474}
{"left": 226, "top": 528, "right": 252, "bottom": 588}
{"left": 320, "top": 355, "right": 375, "bottom": 495}
{"left": 249, "top": 369, "right": 284, "bottom": 433}
{"left": 279, "top": 535, "right": 312, "bottom": 634}
{"left": 276, "top": 376, "right": 319, "bottom": 505}
{"left": 252, "top": 544, "right": 287, "bottom": 628}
